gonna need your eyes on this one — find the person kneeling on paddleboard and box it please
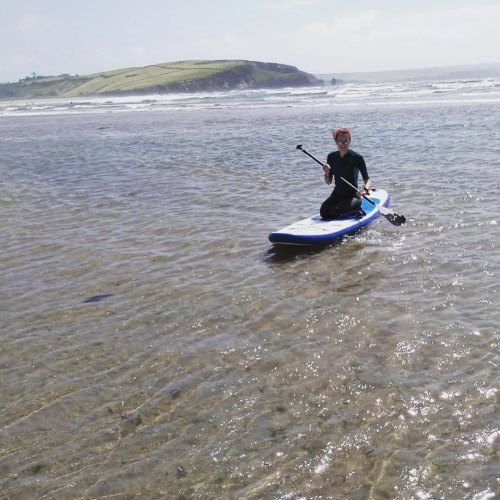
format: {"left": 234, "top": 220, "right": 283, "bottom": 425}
{"left": 320, "top": 128, "right": 372, "bottom": 219}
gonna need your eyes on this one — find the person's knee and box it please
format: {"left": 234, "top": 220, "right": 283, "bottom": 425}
{"left": 351, "top": 197, "right": 362, "bottom": 210}
{"left": 320, "top": 203, "right": 330, "bottom": 219}
{"left": 321, "top": 203, "right": 339, "bottom": 219}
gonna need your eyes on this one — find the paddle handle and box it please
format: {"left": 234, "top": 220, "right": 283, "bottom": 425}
{"left": 296, "top": 145, "right": 324, "bottom": 167}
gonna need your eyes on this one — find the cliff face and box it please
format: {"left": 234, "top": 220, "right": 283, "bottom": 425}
{"left": 150, "top": 62, "right": 320, "bottom": 93}
{"left": 0, "top": 60, "right": 322, "bottom": 99}
{"left": 161, "top": 61, "right": 321, "bottom": 92}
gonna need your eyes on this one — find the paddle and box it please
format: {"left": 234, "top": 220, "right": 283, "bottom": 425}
{"left": 340, "top": 177, "right": 406, "bottom": 226}
{"left": 296, "top": 144, "right": 406, "bottom": 226}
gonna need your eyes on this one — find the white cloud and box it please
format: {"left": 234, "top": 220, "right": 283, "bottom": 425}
{"left": 296, "top": 5, "right": 500, "bottom": 71}
{"left": 14, "top": 11, "right": 50, "bottom": 34}
{"left": 302, "top": 6, "right": 500, "bottom": 45}
{"left": 1, "top": 1, "right": 500, "bottom": 81}
{"left": 264, "top": 0, "right": 325, "bottom": 11}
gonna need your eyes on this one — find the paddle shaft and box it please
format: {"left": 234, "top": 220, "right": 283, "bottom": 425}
{"left": 296, "top": 145, "right": 324, "bottom": 167}
{"left": 297, "top": 145, "right": 366, "bottom": 196}
{"left": 340, "top": 176, "right": 374, "bottom": 206}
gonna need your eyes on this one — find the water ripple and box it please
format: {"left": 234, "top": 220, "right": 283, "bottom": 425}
{"left": 0, "top": 101, "right": 498, "bottom": 498}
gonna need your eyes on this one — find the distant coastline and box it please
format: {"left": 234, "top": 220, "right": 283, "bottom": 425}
{"left": 316, "top": 62, "right": 500, "bottom": 84}
{"left": 3, "top": 61, "right": 499, "bottom": 100}
{"left": 0, "top": 60, "right": 321, "bottom": 100}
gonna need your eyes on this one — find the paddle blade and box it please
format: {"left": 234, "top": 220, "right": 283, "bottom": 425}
{"left": 383, "top": 212, "right": 406, "bottom": 226}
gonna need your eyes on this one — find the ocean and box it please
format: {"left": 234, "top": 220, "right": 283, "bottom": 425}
{"left": 1, "top": 78, "right": 499, "bottom": 499}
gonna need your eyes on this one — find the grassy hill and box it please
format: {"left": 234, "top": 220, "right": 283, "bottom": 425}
{"left": 0, "top": 60, "right": 321, "bottom": 99}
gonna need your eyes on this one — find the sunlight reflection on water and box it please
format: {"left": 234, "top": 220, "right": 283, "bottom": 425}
{"left": 0, "top": 98, "right": 498, "bottom": 498}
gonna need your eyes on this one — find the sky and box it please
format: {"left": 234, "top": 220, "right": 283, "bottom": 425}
{"left": 1, "top": 0, "right": 500, "bottom": 83}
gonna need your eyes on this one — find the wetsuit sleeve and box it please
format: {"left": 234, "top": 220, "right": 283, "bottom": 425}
{"left": 359, "top": 155, "right": 369, "bottom": 181}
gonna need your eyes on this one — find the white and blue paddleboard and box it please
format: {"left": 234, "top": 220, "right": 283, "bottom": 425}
{"left": 269, "top": 189, "right": 390, "bottom": 246}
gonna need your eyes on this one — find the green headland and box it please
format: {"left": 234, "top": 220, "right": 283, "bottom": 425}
{"left": 0, "top": 60, "right": 322, "bottom": 99}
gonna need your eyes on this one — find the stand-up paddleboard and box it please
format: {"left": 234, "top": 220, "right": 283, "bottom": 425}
{"left": 269, "top": 189, "right": 390, "bottom": 245}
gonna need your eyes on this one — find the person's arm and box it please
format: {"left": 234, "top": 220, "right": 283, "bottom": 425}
{"left": 356, "top": 177, "right": 371, "bottom": 197}
{"left": 323, "top": 163, "right": 332, "bottom": 185}
{"left": 358, "top": 155, "right": 371, "bottom": 195}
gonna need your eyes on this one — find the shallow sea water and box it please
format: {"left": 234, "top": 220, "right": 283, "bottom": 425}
{"left": 0, "top": 97, "right": 499, "bottom": 499}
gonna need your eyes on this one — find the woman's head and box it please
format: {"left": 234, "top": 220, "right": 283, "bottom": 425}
{"left": 332, "top": 128, "right": 351, "bottom": 142}
{"left": 332, "top": 128, "right": 351, "bottom": 155}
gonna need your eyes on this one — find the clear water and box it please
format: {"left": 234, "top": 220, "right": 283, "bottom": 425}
{"left": 1, "top": 80, "right": 499, "bottom": 498}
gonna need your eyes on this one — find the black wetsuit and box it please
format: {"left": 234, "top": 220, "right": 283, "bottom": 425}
{"left": 320, "top": 149, "right": 369, "bottom": 219}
